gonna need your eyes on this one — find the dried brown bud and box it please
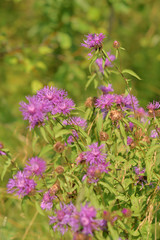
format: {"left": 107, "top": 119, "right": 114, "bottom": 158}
{"left": 0, "top": 142, "right": 4, "bottom": 149}
{"left": 113, "top": 40, "right": 120, "bottom": 49}
{"left": 142, "top": 136, "right": 150, "bottom": 144}
{"left": 49, "top": 182, "right": 60, "bottom": 195}
{"left": 109, "top": 110, "right": 123, "bottom": 121}
{"left": 76, "top": 153, "right": 85, "bottom": 164}
{"left": 135, "top": 128, "right": 144, "bottom": 139}
{"left": 73, "top": 232, "right": 92, "bottom": 240}
{"left": 55, "top": 166, "right": 64, "bottom": 174}
{"left": 54, "top": 142, "right": 65, "bottom": 153}
{"left": 85, "top": 97, "right": 97, "bottom": 108}
{"left": 148, "top": 110, "right": 154, "bottom": 117}
{"left": 100, "top": 131, "right": 109, "bottom": 141}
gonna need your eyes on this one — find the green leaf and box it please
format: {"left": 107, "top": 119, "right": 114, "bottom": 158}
{"left": 122, "top": 69, "right": 142, "bottom": 80}
{"left": 99, "top": 181, "right": 117, "bottom": 195}
{"left": 85, "top": 73, "right": 96, "bottom": 90}
{"left": 39, "top": 144, "right": 53, "bottom": 157}
{"left": 35, "top": 201, "right": 44, "bottom": 216}
{"left": 40, "top": 127, "right": 49, "bottom": 143}
{"left": 1, "top": 154, "right": 12, "bottom": 181}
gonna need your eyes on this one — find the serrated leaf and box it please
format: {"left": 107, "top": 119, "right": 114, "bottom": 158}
{"left": 1, "top": 155, "right": 12, "bottom": 180}
{"left": 122, "top": 69, "right": 141, "bottom": 80}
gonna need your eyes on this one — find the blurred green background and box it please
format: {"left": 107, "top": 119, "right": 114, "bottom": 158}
{"left": 0, "top": 0, "right": 160, "bottom": 239}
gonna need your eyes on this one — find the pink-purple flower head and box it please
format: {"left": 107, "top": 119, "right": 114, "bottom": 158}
{"left": 99, "top": 84, "right": 114, "bottom": 94}
{"left": 70, "top": 203, "right": 103, "bottom": 235}
{"left": 81, "top": 33, "right": 106, "bottom": 50}
{"left": 20, "top": 86, "right": 75, "bottom": 129}
{"left": 41, "top": 190, "right": 56, "bottom": 210}
{"left": 63, "top": 117, "right": 87, "bottom": 129}
{"left": 147, "top": 101, "right": 160, "bottom": 110}
{"left": 0, "top": 150, "right": 6, "bottom": 156}
{"left": 123, "top": 94, "right": 139, "bottom": 110}
{"left": 96, "top": 53, "right": 115, "bottom": 73}
{"left": 49, "top": 203, "right": 75, "bottom": 235}
{"left": 95, "top": 94, "right": 115, "bottom": 110}
{"left": 24, "top": 157, "right": 46, "bottom": 177}
{"left": 7, "top": 171, "right": 36, "bottom": 198}
{"left": 85, "top": 143, "right": 107, "bottom": 165}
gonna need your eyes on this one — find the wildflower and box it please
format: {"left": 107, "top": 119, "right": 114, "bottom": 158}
{"left": 127, "top": 137, "right": 133, "bottom": 146}
{"left": 55, "top": 166, "right": 64, "bottom": 174}
{"left": 19, "top": 95, "right": 50, "bottom": 129}
{"left": 63, "top": 117, "right": 87, "bottom": 129}
{"left": 121, "top": 208, "right": 132, "bottom": 217}
{"left": 124, "top": 94, "right": 139, "bottom": 110}
{"left": 81, "top": 33, "right": 105, "bottom": 50}
{"left": 49, "top": 203, "right": 75, "bottom": 234}
{"left": 67, "top": 130, "right": 79, "bottom": 144}
{"left": 85, "top": 97, "right": 96, "bottom": 108}
{"left": 95, "top": 94, "right": 115, "bottom": 109}
{"left": 150, "top": 129, "right": 159, "bottom": 138}
{"left": 109, "top": 110, "right": 123, "bottom": 121}
{"left": 103, "top": 210, "right": 118, "bottom": 225}
{"left": 99, "top": 84, "right": 114, "bottom": 94}
{"left": 24, "top": 157, "right": 46, "bottom": 177}
{"left": 95, "top": 53, "right": 115, "bottom": 73}
{"left": 0, "top": 150, "right": 6, "bottom": 156}
{"left": 85, "top": 143, "right": 107, "bottom": 165}
{"left": 113, "top": 40, "right": 120, "bottom": 49}
{"left": 7, "top": 171, "right": 36, "bottom": 198}
{"left": 147, "top": 101, "right": 160, "bottom": 110}
{"left": 41, "top": 190, "right": 56, "bottom": 210}
{"left": 70, "top": 203, "right": 103, "bottom": 235}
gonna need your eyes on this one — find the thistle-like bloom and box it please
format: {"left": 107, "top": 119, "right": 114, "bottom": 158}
{"left": 134, "top": 166, "right": 147, "bottom": 186}
{"left": 121, "top": 208, "right": 132, "bottom": 217}
{"left": 82, "top": 163, "right": 110, "bottom": 183}
{"left": 81, "top": 33, "right": 105, "bottom": 50}
{"left": 67, "top": 130, "right": 79, "bottom": 145}
{"left": 63, "top": 117, "right": 87, "bottom": 129}
{"left": 124, "top": 94, "right": 139, "bottom": 110}
{"left": 150, "top": 129, "right": 159, "bottom": 138}
{"left": 7, "top": 171, "right": 36, "bottom": 198}
{"left": 19, "top": 95, "right": 50, "bottom": 129}
{"left": 24, "top": 157, "right": 46, "bottom": 177}
{"left": 95, "top": 94, "right": 115, "bottom": 109}
{"left": 127, "top": 137, "right": 133, "bottom": 146}
{"left": 41, "top": 190, "right": 56, "bottom": 210}
{"left": 96, "top": 53, "right": 115, "bottom": 73}
{"left": 85, "top": 143, "right": 107, "bottom": 165}
{"left": 70, "top": 203, "right": 103, "bottom": 235}
{"left": 99, "top": 84, "right": 114, "bottom": 94}
{"left": 147, "top": 101, "right": 160, "bottom": 110}
{"left": 49, "top": 203, "right": 75, "bottom": 234}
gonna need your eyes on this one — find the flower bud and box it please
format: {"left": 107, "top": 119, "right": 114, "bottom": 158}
{"left": 54, "top": 142, "right": 65, "bottom": 153}
{"left": 55, "top": 166, "right": 64, "bottom": 174}
{"left": 109, "top": 110, "right": 123, "bottom": 121}
{"left": 85, "top": 97, "right": 97, "bottom": 108}
{"left": 100, "top": 131, "right": 109, "bottom": 141}
{"left": 113, "top": 40, "right": 120, "bottom": 49}
{"left": 122, "top": 208, "right": 132, "bottom": 217}
{"left": 76, "top": 153, "right": 85, "bottom": 164}
{"left": 49, "top": 182, "right": 60, "bottom": 195}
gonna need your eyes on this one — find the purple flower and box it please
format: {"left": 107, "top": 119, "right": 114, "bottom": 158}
{"left": 67, "top": 130, "right": 79, "bottom": 145}
{"left": 37, "top": 86, "right": 67, "bottom": 102}
{"left": 51, "top": 98, "right": 75, "bottom": 115}
{"left": 49, "top": 203, "right": 75, "bottom": 234}
{"left": 124, "top": 94, "right": 139, "bottom": 110}
{"left": 121, "top": 208, "right": 132, "bottom": 217}
{"left": 0, "top": 150, "right": 6, "bottom": 156}
{"left": 24, "top": 157, "right": 46, "bottom": 177}
{"left": 19, "top": 95, "right": 50, "bottom": 129}
{"left": 81, "top": 33, "right": 105, "bottom": 50}
{"left": 150, "top": 129, "right": 160, "bottom": 138}
{"left": 96, "top": 53, "right": 115, "bottom": 73}
{"left": 127, "top": 137, "right": 133, "bottom": 146}
{"left": 99, "top": 84, "right": 114, "bottom": 94}
{"left": 147, "top": 101, "right": 160, "bottom": 110}
{"left": 82, "top": 163, "right": 110, "bottom": 183}
{"left": 41, "top": 190, "right": 56, "bottom": 210}
{"left": 63, "top": 117, "right": 87, "bottom": 129}
{"left": 95, "top": 94, "right": 115, "bottom": 109}
{"left": 7, "top": 171, "right": 36, "bottom": 198}
{"left": 70, "top": 203, "right": 103, "bottom": 235}
{"left": 85, "top": 143, "right": 107, "bottom": 165}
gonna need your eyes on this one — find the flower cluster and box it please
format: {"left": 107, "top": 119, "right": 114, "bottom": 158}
{"left": 77, "top": 142, "right": 110, "bottom": 183}
{"left": 20, "top": 86, "right": 75, "bottom": 129}
{"left": 49, "top": 203, "right": 103, "bottom": 236}
{"left": 7, "top": 156, "right": 46, "bottom": 197}
{"left": 81, "top": 33, "right": 105, "bottom": 50}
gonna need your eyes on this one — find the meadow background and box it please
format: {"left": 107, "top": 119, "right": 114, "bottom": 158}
{"left": 0, "top": 0, "right": 160, "bottom": 239}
